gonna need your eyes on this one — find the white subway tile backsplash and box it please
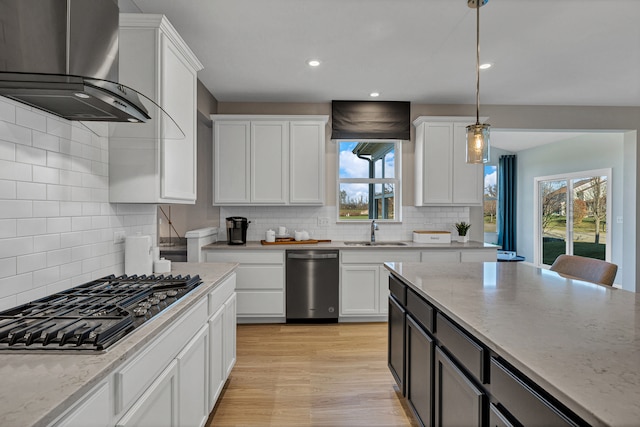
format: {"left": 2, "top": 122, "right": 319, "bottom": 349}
{"left": 60, "top": 231, "right": 83, "bottom": 248}
{"left": 0, "top": 273, "right": 32, "bottom": 299}
{"left": 33, "top": 201, "right": 60, "bottom": 217}
{"left": 33, "top": 234, "right": 60, "bottom": 252}
{"left": 59, "top": 261, "right": 82, "bottom": 280}
{"left": 33, "top": 266, "right": 60, "bottom": 288}
{"left": 17, "top": 182, "right": 47, "bottom": 200}
{"left": 46, "top": 117, "right": 72, "bottom": 139}
{"left": 0, "top": 219, "right": 17, "bottom": 238}
{"left": 33, "top": 165, "right": 60, "bottom": 184}
{"left": 47, "top": 217, "right": 72, "bottom": 234}
{"left": 0, "top": 98, "right": 16, "bottom": 123}
{"left": 0, "top": 258, "right": 16, "bottom": 278}
{"left": 0, "top": 121, "right": 31, "bottom": 145}
{"left": 17, "top": 218, "right": 47, "bottom": 236}
{"left": 32, "top": 130, "right": 60, "bottom": 152}
{"left": 16, "top": 145, "right": 47, "bottom": 166}
{"left": 71, "top": 186, "right": 92, "bottom": 202}
{"left": 47, "top": 248, "right": 72, "bottom": 267}
{"left": 0, "top": 236, "right": 33, "bottom": 258}
{"left": 17, "top": 253, "right": 46, "bottom": 274}
{"left": 72, "top": 216, "right": 92, "bottom": 231}
{"left": 47, "top": 184, "right": 72, "bottom": 201}
{"left": 47, "top": 151, "right": 72, "bottom": 170}
{"left": 60, "top": 201, "right": 83, "bottom": 216}
{"left": 81, "top": 256, "right": 101, "bottom": 273}
{"left": 0, "top": 200, "right": 32, "bottom": 219}
{"left": 16, "top": 108, "right": 47, "bottom": 132}
{"left": 0, "top": 180, "right": 16, "bottom": 199}
{"left": 0, "top": 295, "right": 17, "bottom": 312}
{"left": 0, "top": 159, "right": 32, "bottom": 181}
{"left": 72, "top": 157, "right": 92, "bottom": 173}
{"left": 59, "top": 170, "right": 83, "bottom": 186}
{"left": 71, "top": 245, "right": 91, "bottom": 262}
{"left": 16, "top": 285, "right": 48, "bottom": 306}
{"left": 0, "top": 140, "right": 15, "bottom": 161}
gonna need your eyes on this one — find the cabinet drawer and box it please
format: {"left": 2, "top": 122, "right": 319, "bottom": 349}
{"left": 407, "top": 289, "right": 434, "bottom": 333}
{"left": 341, "top": 250, "right": 420, "bottom": 264}
{"left": 236, "top": 290, "right": 284, "bottom": 315}
{"left": 490, "top": 357, "right": 580, "bottom": 427}
{"left": 205, "top": 250, "right": 284, "bottom": 264}
{"left": 489, "top": 403, "right": 515, "bottom": 427}
{"left": 436, "top": 313, "right": 486, "bottom": 383}
{"left": 388, "top": 274, "right": 406, "bottom": 306}
{"left": 115, "top": 298, "right": 208, "bottom": 413}
{"left": 208, "top": 273, "right": 235, "bottom": 316}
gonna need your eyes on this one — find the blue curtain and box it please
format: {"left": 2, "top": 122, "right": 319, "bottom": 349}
{"left": 498, "top": 155, "right": 517, "bottom": 251}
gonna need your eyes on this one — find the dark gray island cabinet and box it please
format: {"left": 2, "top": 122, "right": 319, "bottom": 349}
{"left": 388, "top": 272, "right": 588, "bottom": 427}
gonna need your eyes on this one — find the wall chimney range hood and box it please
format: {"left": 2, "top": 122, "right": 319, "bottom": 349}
{"left": 0, "top": 0, "right": 151, "bottom": 123}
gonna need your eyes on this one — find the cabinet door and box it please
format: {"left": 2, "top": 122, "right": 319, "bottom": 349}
{"left": 407, "top": 316, "right": 434, "bottom": 427}
{"left": 55, "top": 381, "right": 111, "bottom": 427}
{"left": 116, "top": 361, "right": 179, "bottom": 427}
{"left": 388, "top": 295, "right": 406, "bottom": 394}
{"left": 460, "top": 250, "right": 498, "bottom": 262}
{"left": 341, "top": 265, "right": 379, "bottom": 315}
{"left": 421, "top": 122, "right": 453, "bottom": 204}
{"left": 176, "top": 325, "right": 209, "bottom": 427}
{"left": 451, "top": 123, "right": 483, "bottom": 205}
{"left": 208, "top": 306, "right": 225, "bottom": 408}
{"left": 434, "top": 347, "right": 485, "bottom": 427}
{"left": 223, "top": 292, "right": 237, "bottom": 378}
{"left": 214, "top": 121, "right": 251, "bottom": 204}
{"left": 251, "top": 121, "right": 288, "bottom": 203}
{"left": 160, "top": 33, "right": 197, "bottom": 201}
{"left": 290, "top": 121, "right": 325, "bottom": 204}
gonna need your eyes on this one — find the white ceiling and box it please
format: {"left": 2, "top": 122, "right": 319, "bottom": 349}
{"left": 119, "top": 0, "right": 639, "bottom": 150}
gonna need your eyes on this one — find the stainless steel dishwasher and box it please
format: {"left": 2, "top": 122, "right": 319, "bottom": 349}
{"left": 286, "top": 249, "right": 339, "bottom": 322}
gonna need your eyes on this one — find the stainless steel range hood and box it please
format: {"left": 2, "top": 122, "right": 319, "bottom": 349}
{"left": 0, "top": 0, "right": 151, "bottom": 123}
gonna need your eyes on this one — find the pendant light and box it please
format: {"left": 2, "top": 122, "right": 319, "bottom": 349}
{"left": 466, "top": 0, "right": 490, "bottom": 164}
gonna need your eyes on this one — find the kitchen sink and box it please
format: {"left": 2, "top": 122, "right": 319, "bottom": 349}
{"left": 343, "top": 241, "right": 408, "bottom": 246}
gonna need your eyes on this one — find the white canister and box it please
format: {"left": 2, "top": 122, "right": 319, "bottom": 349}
{"left": 125, "top": 233, "right": 153, "bottom": 276}
{"left": 265, "top": 229, "right": 276, "bottom": 242}
{"left": 154, "top": 258, "right": 171, "bottom": 274}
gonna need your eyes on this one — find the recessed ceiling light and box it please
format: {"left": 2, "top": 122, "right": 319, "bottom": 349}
{"left": 307, "top": 59, "right": 320, "bottom": 67}
{"left": 370, "top": 92, "right": 380, "bottom": 98}
{"left": 479, "top": 63, "right": 492, "bottom": 70}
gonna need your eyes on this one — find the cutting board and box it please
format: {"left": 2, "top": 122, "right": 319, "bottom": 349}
{"left": 260, "top": 238, "right": 331, "bottom": 245}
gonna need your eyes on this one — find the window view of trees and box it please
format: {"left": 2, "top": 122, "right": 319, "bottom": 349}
{"left": 483, "top": 165, "right": 497, "bottom": 240}
{"left": 338, "top": 141, "right": 399, "bottom": 221}
{"left": 539, "top": 174, "right": 608, "bottom": 265}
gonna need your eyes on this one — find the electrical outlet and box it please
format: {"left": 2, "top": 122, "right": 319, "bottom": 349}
{"left": 317, "top": 217, "right": 330, "bottom": 227}
{"left": 114, "top": 231, "right": 126, "bottom": 244}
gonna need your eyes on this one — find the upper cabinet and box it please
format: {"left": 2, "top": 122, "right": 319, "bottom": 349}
{"left": 109, "top": 14, "right": 203, "bottom": 204}
{"left": 414, "top": 116, "right": 484, "bottom": 206}
{"left": 212, "top": 115, "right": 328, "bottom": 206}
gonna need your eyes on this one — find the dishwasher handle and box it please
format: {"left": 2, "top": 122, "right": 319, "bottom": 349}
{"left": 287, "top": 252, "right": 338, "bottom": 260}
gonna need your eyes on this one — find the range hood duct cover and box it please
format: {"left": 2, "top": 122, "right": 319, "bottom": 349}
{"left": 0, "top": 0, "right": 150, "bottom": 123}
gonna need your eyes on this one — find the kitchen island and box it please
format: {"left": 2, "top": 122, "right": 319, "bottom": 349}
{"left": 386, "top": 261, "right": 640, "bottom": 427}
{"left": 0, "top": 262, "right": 237, "bottom": 427}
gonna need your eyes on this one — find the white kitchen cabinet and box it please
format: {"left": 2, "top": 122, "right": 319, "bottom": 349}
{"left": 176, "top": 325, "right": 209, "bottom": 427}
{"left": 208, "top": 306, "right": 225, "bottom": 407}
{"left": 414, "top": 116, "right": 484, "bottom": 206}
{"left": 55, "top": 381, "right": 111, "bottom": 427}
{"left": 421, "top": 249, "right": 497, "bottom": 263}
{"left": 109, "top": 14, "right": 203, "bottom": 204}
{"left": 205, "top": 250, "right": 285, "bottom": 322}
{"left": 340, "top": 250, "right": 420, "bottom": 321}
{"left": 116, "top": 361, "right": 179, "bottom": 427}
{"left": 212, "top": 115, "right": 328, "bottom": 206}
{"left": 223, "top": 292, "right": 237, "bottom": 378}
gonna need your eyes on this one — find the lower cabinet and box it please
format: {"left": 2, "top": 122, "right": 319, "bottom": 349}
{"left": 389, "top": 273, "right": 587, "bottom": 427}
{"left": 406, "top": 316, "right": 434, "bottom": 427}
{"left": 116, "top": 361, "right": 179, "bottom": 427}
{"left": 52, "top": 273, "right": 237, "bottom": 427}
{"left": 434, "top": 347, "right": 485, "bottom": 427}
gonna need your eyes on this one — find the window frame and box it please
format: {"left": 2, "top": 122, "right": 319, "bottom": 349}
{"left": 533, "top": 168, "right": 612, "bottom": 267}
{"left": 336, "top": 139, "right": 402, "bottom": 223}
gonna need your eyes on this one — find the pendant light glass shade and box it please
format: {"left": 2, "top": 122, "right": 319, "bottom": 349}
{"left": 466, "top": 0, "right": 490, "bottom": 164}
{"left": 466, "top": 123, "right": 490, "bottom": 164}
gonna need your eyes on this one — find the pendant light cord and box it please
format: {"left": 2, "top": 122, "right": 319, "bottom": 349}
{"left": 475, "top": 0, "right": 481, "bottom": 126}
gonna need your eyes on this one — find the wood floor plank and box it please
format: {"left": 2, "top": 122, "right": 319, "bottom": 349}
{"left": 207, "top": 323, "right": 418, "bottom": 427}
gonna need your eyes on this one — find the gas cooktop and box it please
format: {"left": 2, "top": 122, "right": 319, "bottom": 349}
{"left": 0, "top": 274, "right": 202, "bottom": 352}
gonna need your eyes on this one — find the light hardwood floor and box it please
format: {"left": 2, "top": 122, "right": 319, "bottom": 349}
{"left": 206, "top": 323, "right": 418, "bottom": 427}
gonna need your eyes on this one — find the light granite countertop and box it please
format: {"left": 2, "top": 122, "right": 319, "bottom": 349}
{"left": 203, "top": 240, "right": 498, "bottom": 250}
{"left": 385, "top": 261, "right": 640, "bottom": 427}
{"left": 0, "top": 262, "right": 238, "bottom": 427}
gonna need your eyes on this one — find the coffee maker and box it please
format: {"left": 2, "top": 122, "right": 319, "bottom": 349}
{"left": 226, "top": 217, "right": 250, "bottom": 245}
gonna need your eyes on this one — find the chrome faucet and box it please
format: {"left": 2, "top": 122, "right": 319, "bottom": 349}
{"left": 371, "top": 220, "right": 379, "bottom": 242}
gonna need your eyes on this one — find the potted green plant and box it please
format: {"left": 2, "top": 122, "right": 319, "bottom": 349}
{"left": 454, "top": 221, "right": 471, "bottom": 243}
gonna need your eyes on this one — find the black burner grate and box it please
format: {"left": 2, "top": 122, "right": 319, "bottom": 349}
{"left": 0, "top": 274, "right": 202, "bottom": 351}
